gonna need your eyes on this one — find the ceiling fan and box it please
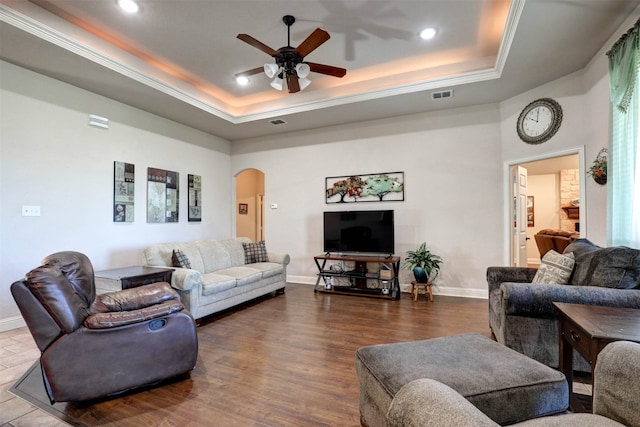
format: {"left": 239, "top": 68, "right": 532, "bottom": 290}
{"left": 235, "top": 15, "right": 347, "bottom": 93}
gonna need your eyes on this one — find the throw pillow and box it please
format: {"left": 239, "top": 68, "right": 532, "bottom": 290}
{"left": 532, "top": 250, "right": 575, "bottom": 285}
{"left": 172, "top": 249, "right": 191, "bottom": 269}
{"left": 243, "top": 241, "right": 269, "bottom": 264}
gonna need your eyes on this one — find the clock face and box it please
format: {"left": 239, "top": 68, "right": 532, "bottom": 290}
{"left": 517, "top": 98, "right": 562, "bottom": 144}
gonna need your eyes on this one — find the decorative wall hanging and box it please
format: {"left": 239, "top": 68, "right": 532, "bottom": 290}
{"left": 113, "top": 161, "right": 134, "bottom": 222}
{"left": 587, "top": 148, "right": 607, "bottom": 185}
{"left": 239, "top": 203, "right": 248, "bottom": 214}
{"left": 188, "top": 174, "right": 202, "bottom": 222}
{"left": 147, "top": 167, "right": 179, "bottom": 223}
{"left": 326, "top": 171, "right": 404, "bottom": 203}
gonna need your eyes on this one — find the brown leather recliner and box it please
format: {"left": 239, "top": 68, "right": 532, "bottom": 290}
{"left": 533, "top": 229, "right": 579, "bottom": 258}
{"left": 10, "top": 251, "right": 198, "bottom": 403}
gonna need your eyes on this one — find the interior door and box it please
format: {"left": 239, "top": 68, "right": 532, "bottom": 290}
{"left": 512, "top": 165, "right": 528, "bottom": 267}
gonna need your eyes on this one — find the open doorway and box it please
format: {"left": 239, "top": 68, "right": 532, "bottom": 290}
{"left": 507, "top": 148, "right": 585, "bottom": 267}
{"left": 236, "top": 168, "right": 265, "bottom": 242}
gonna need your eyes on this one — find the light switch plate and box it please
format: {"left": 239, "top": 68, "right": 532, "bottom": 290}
{"left": 22, "top": 205, "right": 41, "bottom": 216}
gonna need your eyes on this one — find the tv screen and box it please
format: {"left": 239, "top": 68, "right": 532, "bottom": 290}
{"left": 323, "top": 210, "right": 395, "bottom": 254}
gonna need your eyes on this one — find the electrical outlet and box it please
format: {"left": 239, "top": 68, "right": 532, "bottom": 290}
{"left": 22, "top": 205, "right": 41, "bottom": 217}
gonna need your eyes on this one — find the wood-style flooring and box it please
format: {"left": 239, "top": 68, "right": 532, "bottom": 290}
{"left": 0, "top": 283, "right": 560, "bottom": 426}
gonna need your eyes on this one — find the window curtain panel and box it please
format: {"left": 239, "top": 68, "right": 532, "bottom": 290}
{"left": 607, "top": 19, "right": 640, "bottom": 249}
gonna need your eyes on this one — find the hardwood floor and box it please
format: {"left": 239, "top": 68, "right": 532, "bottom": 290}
{"left": 1, "top": 284, "right": 492, "bottom": 426}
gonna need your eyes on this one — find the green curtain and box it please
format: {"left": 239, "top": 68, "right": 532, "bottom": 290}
{"left": 607, "top": 19, "right": 640, "bottom": 248}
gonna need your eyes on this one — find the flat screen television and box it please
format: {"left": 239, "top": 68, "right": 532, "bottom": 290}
{"left": 323, "top": 210, "right": 395, "bottom": 254}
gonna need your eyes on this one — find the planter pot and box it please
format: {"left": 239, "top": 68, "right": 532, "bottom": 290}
{"left": 412, "top": 267, "right": 431, "bottom": 283}
{"left": 594, "top": 175, "right": 607, "bottom": 185}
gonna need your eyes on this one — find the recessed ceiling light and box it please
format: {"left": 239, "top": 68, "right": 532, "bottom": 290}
{"left": 236, "top": 76, "right": 249, "bottom": 86}
{"left": 117, "top": 0, "right": 139, "bottom": 14}
{"left": 420, "top": 27, "right": 437, "bottom": 40}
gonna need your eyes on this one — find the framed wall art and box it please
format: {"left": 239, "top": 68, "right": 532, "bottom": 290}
{"left": 147, "top": 167, "right": 179, "bottom": 223}
{"left": 113, "top": 161, "right": 134, "bottom": 222}
{"left": 188, "top": 174, "right": 201, "bottom": 222}
{"left": 239, "top": 203, "right": 248, "bottom": 214}
{"left": 527, "top": 196, "right": 534, "bottom": 227}
{"left": 326, "top": 171, "right": 404, "bottom": 204}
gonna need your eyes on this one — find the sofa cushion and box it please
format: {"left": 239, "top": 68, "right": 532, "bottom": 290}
{"left": 172, "top": 249, "right": 191, "bottom": 269}
{"left": 565, "top": 239, "right": 640, "bottom": 289}
{"left": 532, "top": 250, "right": 575, "bottom": 285}
{"left": 243, "top": 240, "right": 269, "bottom": 263}
{"left": 201, "top": 273, "right": 237, "bottom": 295}
{"left": 248, "top": 262, "right": 284, "bottom": 278}
{"left": 216, "top": 266, "right": 263, "bottom": 286}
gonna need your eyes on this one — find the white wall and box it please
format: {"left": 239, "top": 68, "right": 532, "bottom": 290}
{"left": 0, "top": 60, "right": 232, "bottom": 330}
{"left": 231, "top": 105, "right": 505, "bottom": 298}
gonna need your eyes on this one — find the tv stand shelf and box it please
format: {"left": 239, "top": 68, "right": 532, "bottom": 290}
{"left": 313, "top": 254, "right": 401, "bottom": 300}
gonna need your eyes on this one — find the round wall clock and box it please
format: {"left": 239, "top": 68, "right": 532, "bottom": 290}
{"left": 516, "top": 98, "right": 563, "bottom": 144}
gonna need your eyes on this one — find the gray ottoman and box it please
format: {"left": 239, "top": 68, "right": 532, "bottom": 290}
{"left": 355, "top": 333, "right": 568, "bottom": 427}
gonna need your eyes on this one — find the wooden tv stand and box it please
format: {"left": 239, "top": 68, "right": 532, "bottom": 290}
{"left": 313, "top": 253, "right": 401, "bottom": 300}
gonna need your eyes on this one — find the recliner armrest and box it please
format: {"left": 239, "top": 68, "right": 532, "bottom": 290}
{"left": 84, "top": 300, "right": 184, "bottom": 329}
{"left": 89, "top": 282, "right": 180, "bottom": 314}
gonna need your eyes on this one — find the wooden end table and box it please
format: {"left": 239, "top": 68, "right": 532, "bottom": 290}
{"left": 95, "top": 266, "right": 174, "bottom": 294}
{"left": 553, "top": 302, "right": 640, "bottom": 411}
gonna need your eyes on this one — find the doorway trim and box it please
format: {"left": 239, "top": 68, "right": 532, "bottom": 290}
{"left": 503, "top": 146, "right": 586, "bottom": 265}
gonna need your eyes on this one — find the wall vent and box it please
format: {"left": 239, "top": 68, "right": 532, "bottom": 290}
{"left": 269, "top": 119, "right": 287, "bottom": 125}
{"left": 89, "top": 114, "right": 109, "bottom": 128}
{"left": 431, "top": 89, "right": 453, "bottom": 100}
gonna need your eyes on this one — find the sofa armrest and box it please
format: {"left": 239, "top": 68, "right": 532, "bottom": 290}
{"left": 169, "top": 267, "right": 203, "bottom": 291}
{"left": 486, "top": 266, "right": 537, "bottom": 294}
{"left": 593, "top": 341, "right": 640, "bottom": 426}
{"left": 267, "top": 252, "right": 290, "bottom": 265}
{"left": 387, "top": 379, "right": 498, "bottom": 427}
{"left": 500, "top": 282, "right": 640, "bottom": 318}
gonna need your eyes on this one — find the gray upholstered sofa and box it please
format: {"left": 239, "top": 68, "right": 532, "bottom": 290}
{"left": 144, "top": 237, "right": 289, "bottom": 320}
{"left": 488, "top": 239, "right": 640, "bottom": 371}
{"left": 387, "top": 341, "right": 640, "bottom": 427}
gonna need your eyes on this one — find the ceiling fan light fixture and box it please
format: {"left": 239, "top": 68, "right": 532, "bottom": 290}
{"left": 295, "top": 63, "right": 311, "bottom": 78}
{"left": 270, "top": 76, "right": 284, "bottom": 91}
{"left": 236, "top": 75, "right": 249, "bottom": 86}
{"left": 420, "top": 27, "right": 437, "bottom": 40}
{"left": 299, "top": 77, "right": 311, "bottom": 90}
{"left": 264, "top": 63, "right": 279, "bottom": 79}
{"left": 117, "top": 0, "right": 139, "bottom": 14}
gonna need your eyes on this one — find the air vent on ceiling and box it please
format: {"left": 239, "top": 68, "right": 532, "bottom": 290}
{"left": 431, "top": 89, "right": 453, "bottom": 100}
{"left": 269, "top": 119, "right": 287, "bottom": 125}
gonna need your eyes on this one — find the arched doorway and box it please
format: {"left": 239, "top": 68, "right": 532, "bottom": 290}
{"left": 236, "top": 168, "right": 265, "bottom": 242}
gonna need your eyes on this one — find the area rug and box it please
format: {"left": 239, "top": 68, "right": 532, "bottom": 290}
{"left": 9, "top": 361, "right": 85, "bottom": 426}
{"left": 9, "top": 360, "right": 189, "bottom": 426}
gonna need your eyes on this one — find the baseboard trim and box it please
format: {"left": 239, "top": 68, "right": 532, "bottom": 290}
{"left": 287, "top": 276, "right": 487, "bottom": 299}
{"left": 0, "top": 315, "right": 26, "bottom": 332}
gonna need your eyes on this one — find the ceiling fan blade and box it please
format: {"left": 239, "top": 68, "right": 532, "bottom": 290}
{"left": 234, "top": 67, "right": 264, "bottom": 78}
{"left": 237, "top": 34, "right": 278, "bottom": 57}
{"left": 287, "top": 74, "right": 300, "bottom": 93}
{"left": 307, "top": 62, "right": 347, "bottom": 78}
{"left": 294, "top": 28, "right": 330, "bottom": 57}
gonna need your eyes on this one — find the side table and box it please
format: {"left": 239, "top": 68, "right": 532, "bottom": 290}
{"left": 553, "top": 302, "right": 640, "bottom": 411}
{"left": 95, "top": 266, "right": 174, "bottom": 294}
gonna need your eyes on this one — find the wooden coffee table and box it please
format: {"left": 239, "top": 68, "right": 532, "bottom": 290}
{"left": 553, "top": 302, "right": 640, "bottom": 410}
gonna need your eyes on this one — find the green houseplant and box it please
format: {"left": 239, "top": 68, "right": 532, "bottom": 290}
{"left": 402, "top": 242, "right": 443, "bottom": 283}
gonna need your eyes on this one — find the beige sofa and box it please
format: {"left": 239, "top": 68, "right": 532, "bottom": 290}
{"left": 143, "top": 237, "right": 289, "bottom": 320}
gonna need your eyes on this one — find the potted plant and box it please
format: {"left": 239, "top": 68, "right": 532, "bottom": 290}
{"left": 402, "top": 242, "right": 443, "bottom": 283}
{"left": 587, "top": 148, "right": 607, "bottom": 185}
